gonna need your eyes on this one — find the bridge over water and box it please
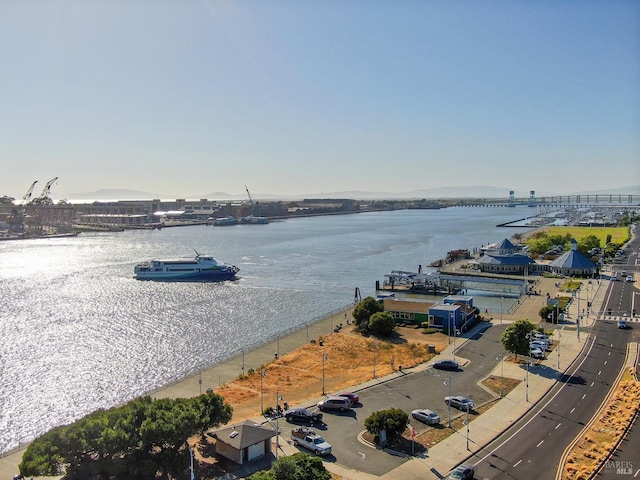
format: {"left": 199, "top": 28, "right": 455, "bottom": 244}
{"left": 458, "top": 192, "right": 639, "bottom": 207}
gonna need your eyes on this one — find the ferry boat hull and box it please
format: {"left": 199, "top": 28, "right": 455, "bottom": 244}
{"left": 134, "top": 252, "right": 239, "bottom": 281}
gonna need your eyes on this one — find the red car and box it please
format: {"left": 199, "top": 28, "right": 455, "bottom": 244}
{"left": 336, "top": 392, "right": 359, "bottom": 405}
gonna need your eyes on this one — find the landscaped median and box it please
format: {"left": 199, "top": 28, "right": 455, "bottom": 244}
{"left": 560, "top": 358, "right": 640, "bottom": 479}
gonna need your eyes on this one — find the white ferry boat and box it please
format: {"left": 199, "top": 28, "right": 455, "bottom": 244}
{"left": 134, "top": 252, "right": 239, "bottom": 281}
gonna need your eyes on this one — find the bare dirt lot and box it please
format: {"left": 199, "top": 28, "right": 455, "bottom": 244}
{"left": 193, "top": 325, "right": 450, "bottom": 476}
{"left": 215, "top": 325, "right": 450, "bottom": 421}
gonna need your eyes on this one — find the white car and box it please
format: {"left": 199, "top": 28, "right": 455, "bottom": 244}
{"left": 626, "top": 275, "right": 633, "bottom": 282}
{"left": 530, "top": 348, "right": 545, "bottom": 359}
{"left": 530, "top": 341, "right": 549, "bottom": 351}
{"left": 532, "top": 332, "right": 551, "bottom": 343}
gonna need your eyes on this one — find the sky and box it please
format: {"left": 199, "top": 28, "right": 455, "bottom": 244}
{"left": 1, "top": 0, "right": 639, "bottom": 200}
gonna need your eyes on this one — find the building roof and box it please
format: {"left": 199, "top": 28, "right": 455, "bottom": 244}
{"left": 383, "top": 299, "right": 434, "bottom": 314}
{"left": 496, "top": 238, "right": 516, "bottom": 250}
{"left": 549, "top": 249, "right": 597, "bottom": 270}
{"left": 210, "top": 420, "right": 276, "bottom": 450}
{"left": 477, "top": 254, "right": 536, "bottom": 265}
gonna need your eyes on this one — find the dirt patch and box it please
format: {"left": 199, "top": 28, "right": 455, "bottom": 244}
{"left": 215, "top": 325, "right": 449, "bottom": 421}
{"left": 190, "top": 324, "right": 449, "bottom": 474}
{"left": 481, "top": 375, "right": 522, "bottom": 397}
{"left": 563, "top": 369, "right": 640, "bottom": 479}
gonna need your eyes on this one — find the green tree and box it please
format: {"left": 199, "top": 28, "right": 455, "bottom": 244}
{"left": 500, "top": 319, "right": 537, "bottom": 358}
{"left": 364, "top": 408, "right": 409, "bottom": 442}
{"left": 368, "top": 311, "right": 396, "bottom": 336}
{"left": 606, "top": 234, "right": 612, "bottom": 245}
{"left": 248, "top": 453, "right": 331, "bottom": 480}
{"left": 539, "top": 305, "right": 563, "bottom": 323}
{"left": 20, "top": 394, "right": 232, "bottom": 479}
{"left": 577, "top": 235, "right": 600, "bottom": 254}
{"left": 352, "top": 296, "right": 384, "bottom": 330}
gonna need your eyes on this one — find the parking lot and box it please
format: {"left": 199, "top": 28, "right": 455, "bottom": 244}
{"left": 285, "top": 322, "right": 508, "bottom": 476}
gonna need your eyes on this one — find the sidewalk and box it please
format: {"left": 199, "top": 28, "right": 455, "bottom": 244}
{"left": 370, "top": 277, "right": 608, "bottom": 480}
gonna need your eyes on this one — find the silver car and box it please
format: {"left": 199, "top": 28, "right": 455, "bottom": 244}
{"left": 412, "top": 409, "right": 441, "bottom": 425}
{"left": 445, "top": 396, "right": 475, "bottom": 411}
{"left": 318, "top": 396, "right": 351, "bottom": 412}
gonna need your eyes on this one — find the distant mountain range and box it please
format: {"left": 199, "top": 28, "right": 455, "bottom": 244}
{"left": 61, "top": 185, "right": 640, "bottom": 202}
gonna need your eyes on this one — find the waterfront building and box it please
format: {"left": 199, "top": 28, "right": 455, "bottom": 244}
{"left": 548, "top": 239, "right": 598, "bottom": 277}
{"left": 476, "top": 238, "right": 537, "bottom": 274}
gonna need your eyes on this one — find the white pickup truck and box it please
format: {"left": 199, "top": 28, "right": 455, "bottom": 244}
{"left": 290, "top": 427, "right": 332, "bottom": 455}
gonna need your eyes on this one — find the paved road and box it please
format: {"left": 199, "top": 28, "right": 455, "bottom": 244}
{"left": 472, "top": 266, "right": 637, "bottom": 478}
{"left": 473, "top": 324, "right": 626, "bottom": 480}
{"left": 285, "top": 322, "right": 506, "bottom": 476}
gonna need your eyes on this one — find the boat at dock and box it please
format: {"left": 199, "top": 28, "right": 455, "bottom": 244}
{"left": 134, "top": 251, "right": 239, "bottom": 281}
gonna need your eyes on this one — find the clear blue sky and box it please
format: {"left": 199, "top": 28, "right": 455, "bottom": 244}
{"left": 1, "top": 0, "right": 639, "bottom": 199}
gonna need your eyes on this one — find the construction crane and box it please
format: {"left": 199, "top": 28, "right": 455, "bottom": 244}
{"left": 21, "top": 180, "right": 39, "bottom": 205}
{"left": 31, "top": 177, "right": 58, "bottom": 205}
{"left": 245, "top": 185, "right": 259, "bottom": 216}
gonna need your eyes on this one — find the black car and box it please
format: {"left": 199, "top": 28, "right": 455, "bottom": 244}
{"left": 284, "top": 408, "right": 323, "bottom": 425}
{"left": 433, "top": 359, "right": 459, "bottom": 371}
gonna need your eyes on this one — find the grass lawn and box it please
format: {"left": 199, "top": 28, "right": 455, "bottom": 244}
{"left": 545, "top": 226, "right": 628, "bottom": 245}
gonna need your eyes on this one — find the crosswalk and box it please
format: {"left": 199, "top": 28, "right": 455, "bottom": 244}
{"left": 599, "top": 315, "right": 639, "bottom": 322}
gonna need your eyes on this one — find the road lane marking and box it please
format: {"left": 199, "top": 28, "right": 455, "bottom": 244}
{"left": 537, "top": 440, "right": 544, "bottom": 447}
{"left": 598, "top": 370, "right": 601, "bottom": 375}
{"left": 555, "top": 423, "right": 562, "bottom": 429}
{"left": 570, "top": 407, "right": 575, "bottom": 414}
{"left": 608, "top": 352, "right": 611, "bottom": 356}
{"left": 604, "top": 360, "right": 607, "bottom": 365}
{"left": 591, "top": 382, "right": 595, "bottom": 387}
{"left": 582, "top": 394, "right": 586, "bottom": 399}
{"left": 475, "top": 336, "right": 597, "bottom": 468}
{"left": 514, "top": 460, "right": 522, "bottom": 468}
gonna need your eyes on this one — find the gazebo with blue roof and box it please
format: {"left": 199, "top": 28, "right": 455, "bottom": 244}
{"left": 548, "top": 239, "right": 598, "bottom": 277}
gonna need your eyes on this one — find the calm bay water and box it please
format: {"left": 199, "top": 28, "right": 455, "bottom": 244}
{"left": 0, "top": 207, "right": 530, "bottom": 454}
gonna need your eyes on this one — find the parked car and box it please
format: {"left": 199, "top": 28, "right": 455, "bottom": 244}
{"left": 444, "top": 396, "right": 475, "bottom": 411}
{"left": 291, "top": 427, "right": 332, "bottom": 456}
{"left": 448, "top": 464, "right": 475, "bottom": 480}
{"left": 611, "top": 275, "right": 618, "bottom": 281}
{"left": 533, "top": 332, "right": 551, "bottom": 343}
{"left": 284, "top": 408, "right": 323, "bottom": 426}
{"left": 433, "top": 359, "right": 459, "bottom": 371}
{"left": 530, "top": 348, "right": 545, "bottom": 359}
{"left": 412, "top": 409, "right": 441, "bottom": 425}
{"left": 530, "top": 340, "right": 549, "bottom": 350}
{"left": 336, "top": 391, "right": 359, "bottom": 405}
{"left": 318, "top": 396, "right": 351, "bottom": 412}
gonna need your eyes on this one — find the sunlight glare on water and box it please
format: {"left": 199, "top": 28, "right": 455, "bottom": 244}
{"left": 0, "top": 207, "right": 527, "bottom": 453}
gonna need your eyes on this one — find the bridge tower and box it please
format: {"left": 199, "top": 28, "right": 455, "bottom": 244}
{"left": 508, "top": 190, "right": 516, "bottom": 207}
{"left": 528, "top": 190, "right": 536, "bottom": 207}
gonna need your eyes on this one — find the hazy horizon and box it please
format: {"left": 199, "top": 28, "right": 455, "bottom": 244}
{"left": 1, "top": 2, "right": 639, "bottom": 199}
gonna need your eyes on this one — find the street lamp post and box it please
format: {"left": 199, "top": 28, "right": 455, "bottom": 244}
{"left": 275, "top": 392, "right": 283, "bottom": 458}
{"left": 525, "top": 333, "right": 532, "bottom": 402}
{"left": 260, "top": 368, "right": 266, "bottom": 414}
{"left": 189, "top": 446, "right": 195, "bottom": 480}
{"left": 322, "top": 350, "right": 327, "bottom": 395}
{"left": 198, "top": 369, "right": 202, "bottom": 395}
{"left": 444, "top": 377, "right": 452, "bottom": 427}
{"left": 500, "top": 295, "right": 504, "bottom": 324}
{"left": 557, "top": 328, "right": 562, "bottom": 369}
{"left": 496, "top": 354, "right": 504, "bottom": 397}
{"left": 466, "top": 395, "right": 473, "bottom": 451}
{"left": 373, "top": 340, "right": 379, "bottom": 378}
